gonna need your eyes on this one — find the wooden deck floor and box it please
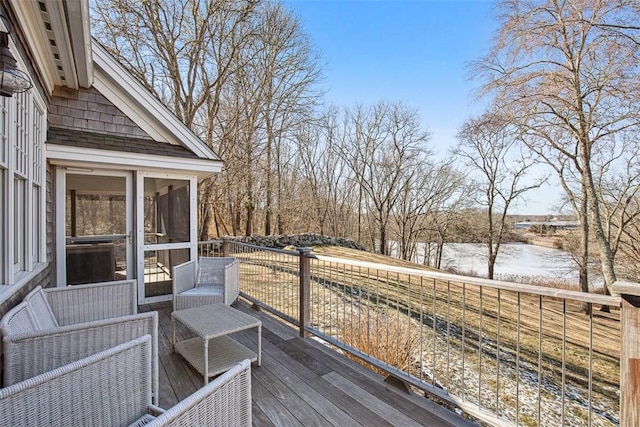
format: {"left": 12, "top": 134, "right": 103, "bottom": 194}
{"left": 141, "top": 300, "right": 476, "bottom": 427}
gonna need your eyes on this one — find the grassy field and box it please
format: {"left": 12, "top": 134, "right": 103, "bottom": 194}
{"left": 238, "top": 245, "right": 620, "bottom": 426}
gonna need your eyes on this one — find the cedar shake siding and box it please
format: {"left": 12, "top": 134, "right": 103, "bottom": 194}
{"left": 48, "top": 86, "right": 151, "bottom": 139}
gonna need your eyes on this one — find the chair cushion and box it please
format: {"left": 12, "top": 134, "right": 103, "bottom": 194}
{"left": 181, "top": 286, "right": 224, "bottom": 296}
{"left": 23, "top": 286, "right": 59, "bottom": 329}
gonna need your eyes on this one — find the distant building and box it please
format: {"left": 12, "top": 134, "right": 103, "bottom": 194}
{"left": 514, "top": 221, "right": 579, "bottom": 231}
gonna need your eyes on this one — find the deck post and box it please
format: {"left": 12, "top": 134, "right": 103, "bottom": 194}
{"left": 298, "top": 247, "right": 312, "bottom": 338}
{"left": 612, "top": 280, "right": 640, "bottom": 427}
{"left": 222, "top": 239, "right": 230, "bottom": 257}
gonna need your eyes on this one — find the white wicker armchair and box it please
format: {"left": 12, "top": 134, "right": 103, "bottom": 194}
{"left": 0, "top": 335, "right": 252, "bottom": 427}
{"left": 145, "top": 358, "right": 252, "bottom": 427}
{"left": 0, "top": 280, "right": 159, "bottom": 404}
{"left": 172, "top": 257, "right": 240, "bottom": 311}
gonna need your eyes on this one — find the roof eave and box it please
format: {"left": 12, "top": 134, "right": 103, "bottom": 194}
{"left": 9, "top": 0, "right": 93, "bottom": 92}
{"left": 64, "top": 0, "right": 93, "bottom": 88}
{"left": 46, "top": 143, "right": 223, "bottom": 179}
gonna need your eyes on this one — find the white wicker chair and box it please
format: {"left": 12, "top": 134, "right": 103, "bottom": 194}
{"left": 0, "top": 280, "right": 159, "bottom": 404}
{"left": 172, "top": 257, "right": 240, "bottom": 311}
{"left": 0, "top": 335, "right": 252, "bottom": 427}
{"left": 145, "top": 358, "right": 252, "bottom": 427}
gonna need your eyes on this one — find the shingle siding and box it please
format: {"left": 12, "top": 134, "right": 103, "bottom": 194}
{"left": 47, "top": 127, "right": 199, "bottom": 159}
{"left": 49, "top": 86, "right": 151, "bottom": 140}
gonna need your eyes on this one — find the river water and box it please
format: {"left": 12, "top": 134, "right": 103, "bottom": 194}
{"left": 397, "top": 242, "right": 585, "bottom": 283}
{"left": 440, "top": 243, "right": 578, "bottom": 279}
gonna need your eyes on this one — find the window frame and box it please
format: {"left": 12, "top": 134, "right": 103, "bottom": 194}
{"left": 0, "top": 45, "right": 47, "bottom": 286}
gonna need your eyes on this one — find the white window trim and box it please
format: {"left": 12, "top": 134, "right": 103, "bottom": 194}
{"left": 0, "top": 36, "right": 47, "bottom": 288}
{"left": 13, "top": 176, "right": 26, "bottom": 273}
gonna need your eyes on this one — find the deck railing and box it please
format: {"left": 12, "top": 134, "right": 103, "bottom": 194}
{"left": 202, "top": 240, "right": 633, "bottom": 427}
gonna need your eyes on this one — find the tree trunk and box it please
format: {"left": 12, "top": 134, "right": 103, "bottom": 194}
{"left": 233, "top": 200, "right": 241, "bottom": 236}
{"left": 487, "top": 218, "right": 496, "bottom": 280}
{"left": 436, "top": 242, "right": 444, "bottom": 269}
{"left": 580, "top": 147, "right": 616, "bottom": 294}
{"left": 379, "top": 223, "right": 387, "bottom": 255}
{"left": 587, "top": 186, "right": 617, "bottom": 293}
{"left": 579, "top": 193, "right": 591, "bottom": 314}
{"left": 277, "top": 212, "right": 284, "bottom": 235}
{"left": 488, "top": 251, "right": 496, "bottom": 280}
{"left": 245, "top": 203, "right": 253, "bottom": 236}
{"left": 264, "top": 110, "right": 273, "bottom": 236}
{"left": 199, "top": 208, "right": 211, "bottom": 241}
{"left": 199, "top": 184, "right": 213, "bottom": 241}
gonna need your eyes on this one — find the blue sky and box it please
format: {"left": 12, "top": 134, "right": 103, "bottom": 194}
{"left": 285, "top": 0, "right": 495, "bottom": 153}
{"left": 284, "top": 0, "right": 562, "bottom": 215}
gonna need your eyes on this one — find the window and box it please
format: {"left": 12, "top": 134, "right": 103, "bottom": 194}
{"left": 0, "top": 84, "right": 46, "bottom": 285}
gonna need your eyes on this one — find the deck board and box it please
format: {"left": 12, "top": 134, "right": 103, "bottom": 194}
{"left": 233, "top": 329, "right": 361, "bottom": 427}
{"left": 322, "top": 371, "right": 424, "bottom": 427}
{"left": 252, "top": 366, "right": 331, "bottom": 426}
{"left": 142, "top": 300, "right": 476, "bottom": 426}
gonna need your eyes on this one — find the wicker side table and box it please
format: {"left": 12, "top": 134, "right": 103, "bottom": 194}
{"left": 172, "top": 303, "right": 261, "bottom": 385}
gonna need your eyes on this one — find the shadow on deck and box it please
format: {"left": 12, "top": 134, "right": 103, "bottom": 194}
{"left": 141, "top": 300, "right": 476, "bottom": 427}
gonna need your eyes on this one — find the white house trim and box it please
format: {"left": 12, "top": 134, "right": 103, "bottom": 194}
{"left": 61, "top": 0, "right": 93, "bottom": 88}
{"left": 47, "top": 144, "right": 222, "bottom": 178}
{"left": 10, "top": 0, "right": 93, "bottom": 92}
{"left": 42, "top": 0, "right": 79, "bottom": 89}
{"left": 10, "top": 0, "right": 60, "bottom": 93}
{"left": 91, "top": 41, "right": 220, "bottom": 161}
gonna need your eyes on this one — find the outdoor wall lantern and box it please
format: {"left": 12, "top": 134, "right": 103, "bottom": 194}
{"left": 0, "top": 15, "right": 32, "bottom": 97}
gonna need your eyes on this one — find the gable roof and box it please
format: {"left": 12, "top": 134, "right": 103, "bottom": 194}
{"left": 91, "top": 41, "right": 221, "bottom": 162}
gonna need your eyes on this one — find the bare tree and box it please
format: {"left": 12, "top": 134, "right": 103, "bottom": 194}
{"left": 392, "top": 160, "right": 468, "bottom": 263}
{"left": 422, "top": 165, "right": 473, "bottom": 269}
{"left": 339, "top": 102, "right": 432, "bottom": 255}
{"left": 92, "top": 0, "right": 258, "bottom": 128}
{"left": 596, "top": 139, "right": 640, "bottom": 281}
{"left": 475, "top": 0, "right": 640, "bottom": 293}
{"left": 92, "top": 0, "right": 262, "bottom": 238}
{"left": 456, "top": 112, "right": 545, "bottom": 280}
{"left": 93, "top": 0, "right": 323, "bottom": 239}
{"left": 253, "top": 2, "right": 322, "bottom": 235}
{"left": 595, "top": 140, "right": 640, "bottom": 262}
{"left": 296, "top": 108, "right": 354, "bottom": 236}
{"left": 392, "top": 164, "right": 429, "bottom": 261}
{"left": 618, "top": 193, "right": 640, "bottom": 281}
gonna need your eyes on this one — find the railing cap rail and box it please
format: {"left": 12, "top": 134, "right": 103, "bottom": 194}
{"left": 313, "top": 254, "right": 621, "bottom": 306}
{"left": 612, "top": 280, "right": 640, "bottom": 297}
